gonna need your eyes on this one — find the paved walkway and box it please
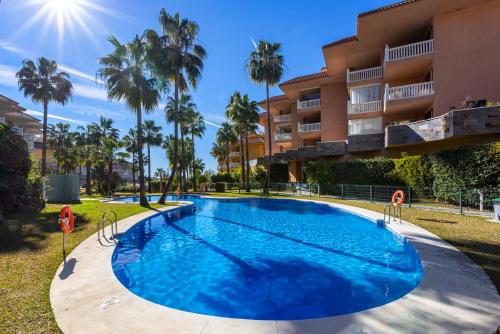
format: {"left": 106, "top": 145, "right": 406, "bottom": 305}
{"left": 50, "top": 199, "right": 500, "bottom": 334}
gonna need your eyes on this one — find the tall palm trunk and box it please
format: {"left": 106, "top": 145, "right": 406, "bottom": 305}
{"left": 239, "top": 131, "right": 246, "bottom": 187}
{"left": 191, "top": 132, "right": 196, "bottom": 191}
{"left": 85, "top": 160, "right": 92, "bottom": 195}
{"left": 147, "top": 144, "right": 152, "bottom": 193}
{"left": 132, "top": 152, "right": 136, "bottom": 194}
{"left": 41, "top": 99, "right": 48, "bottom": 177}
{"left": 107, "top": 156, "right": 113, "bottom": 195}
{"left": 181, "top": 127, "right": 186, "bottom": 191}
{"left": 245, "top": 132, "right": 251, "bottom": 192}
{"left": 159, "top": 73, "right": 180, "bottom": 204}
{"left": 226, "top": 142, "right": 230, "bottom": 177}
{"left": 265, "top": 80, "right": 271, "bottom": 194}
{"left": 137, "top": 103, "right": 148, "bottom": 206}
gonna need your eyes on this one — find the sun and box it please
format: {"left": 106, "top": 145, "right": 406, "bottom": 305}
{"left": 13, "top": 0, "right": 120, "bottom": 50}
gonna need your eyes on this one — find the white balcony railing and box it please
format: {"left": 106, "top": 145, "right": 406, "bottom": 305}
{"left": 297, "top": 99, "right": 321, "bottom": 110}
{"left": 385, "top": 39, "right": 434, "bottom": 62}
{"left": 386, "top": 81, "right": 434, "bottom": 101}
{"left": 273, "top": 114, "right": 292, "bottom": 123}
{"left": 274, "top": 133, "right": 292, "bottom": 141}
{"left": 348, "top": 100, "right": 383, "bottom": 114}
{"left": 0, "top": 117, "right": 5, "bottom": 124}
{"left": 347, "top": 66, "right": 383, "bottom": 83}
{"left": 229, "top": 162, "right": 239, "bottom": 168}
{"left": 12, "top": 127, "right": 24, "bottom": 134}
{"left": 298, "top": 122, "right": 321, "bottom": 133}
{"left": 229, "top": 151, "right": 240, "bottom": 157}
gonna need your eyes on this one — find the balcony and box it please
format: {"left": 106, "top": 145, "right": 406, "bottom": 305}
{"left": 229, "top": 162, "right": 240, "bottom": 168}
{"left": 348, "top": 100, "right": 383, "bottom": 115}
{"left": 384, "top": 39, "right": 434, "bottom": 81}
{"left": 229, "top": 151, "right": 240, "bottom": 157}
{"left": 385, "top": 82, "right": 434, "bottom": 115}
{"left": 0, "top": 117, "right": 5, "bottom": 124}
{"left": 348, "top": 133, "right": 385, "bottom": 152}
{"left": 274, "top": 133, "right": 292, "bottom": 141}
{"left": 297, "top": 99, "right": 321, "bottom": 111}
{"left": 347, "top": 66, "right": 383, "bottom": 84}
{"left": 298, "top": 122, "right": 321, "bottom": 133}
{"left": 273, "top": 114, "right": 292, "bottom": 123}
{"left": 385, "top": 106, "right": 500, "bottom": 149}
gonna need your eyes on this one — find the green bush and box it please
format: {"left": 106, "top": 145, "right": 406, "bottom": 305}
{"left": 393, "top": 154, "right": 433, "bottom": 190}
{"left": 211, "top": 173, "right": 237, "bottom": 183}
{"left": 215, "top": 182, "right": 225, "bottom": 192}
{"left": 0, "top": 124, "right": 33, "bottom": 214}
{"left": 150, "top": 181, "right": 166, "bottom": 193}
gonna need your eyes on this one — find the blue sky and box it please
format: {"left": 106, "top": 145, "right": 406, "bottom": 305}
{"left": 0, "top": 0, "right": 395, "bottom": 172}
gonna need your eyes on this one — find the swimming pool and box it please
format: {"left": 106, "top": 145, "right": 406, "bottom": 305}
{"left": 111, "top": 195, "right": 423, "bottom": 320}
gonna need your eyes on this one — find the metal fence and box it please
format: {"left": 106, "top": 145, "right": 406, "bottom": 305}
{"left": 207, "top": 182, "right": 499, "bottom": 214}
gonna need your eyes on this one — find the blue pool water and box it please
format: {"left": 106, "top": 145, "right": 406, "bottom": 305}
{"left": 111, "top": 195, "right": 423, "bottom": 320}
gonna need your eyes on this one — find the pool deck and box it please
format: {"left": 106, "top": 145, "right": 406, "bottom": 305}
{"left": 50, "top": 198, "right": 500, "bottom": 334}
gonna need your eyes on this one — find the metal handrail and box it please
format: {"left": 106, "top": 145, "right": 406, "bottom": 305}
{"left": 98, "top": 210, "right": 118, "bottom": 241}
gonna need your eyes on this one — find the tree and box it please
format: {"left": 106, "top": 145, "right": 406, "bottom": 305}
{"left": 154, "top": 168, "right": 167, "bottom": 192}
{"left": 225, "top": 92, "right": 246, "bottom": 186}
{"left": 76, "top": 124, "right": 98, "bottom": 195}
{"left": 98, "top": 35, "right": 160, "bottom": 206}
{"left": 240, "top": 94, "right": 260, "bottom": 192}
{"left": 216, "top": 122, "right": 236, "bottom": 177}
{"left": 247, "top": 41, "right": 285, "bottom": 193}
{"left": 143, "top": 120, "right": 163, "bottom": 193}
{"left": 184, "top": 101, "right": 205, "bottom": 190}
{"left": 210, "top": 142, "right": 227, "bottom": 174}
{"left": 100, "top": 136, "right": 126, "bottom": 194}
{"left": 16, "top": 57, "right": 73, "bottom": 176}
{"left": 122, "top": 128, "right": 138, "bottom": 193}
{"left": 47, "top": 123, "right": 77, "bottom": 175}
{"left": 144, "top": 8, "right": 206, "bottom": 204}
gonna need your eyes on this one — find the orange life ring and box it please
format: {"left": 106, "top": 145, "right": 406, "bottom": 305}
{"left": 59, "top": 205, "right": 75, "bottom": 234}
{"left": 391, "top": 190, "right": 406, "bottom": 206}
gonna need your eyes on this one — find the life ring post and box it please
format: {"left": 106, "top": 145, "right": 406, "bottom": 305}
{"left": 58, "top": 205, "right": 75, "bottom": 260}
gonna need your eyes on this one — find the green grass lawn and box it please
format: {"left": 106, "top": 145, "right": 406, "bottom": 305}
{"left": 0, "top": 200, "right": 173, "bottom": 334}
{"left": 0, "top": 192, "right": 498, "bottom": 333}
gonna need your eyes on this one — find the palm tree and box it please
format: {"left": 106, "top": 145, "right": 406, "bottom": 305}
{"left": 247, "top": 41, "right": 285, "bottom": 193}
{"left": 144, "top": 8, "right": 206, "bottom": 204}
{"left": 143, "top": 120, "right": 163, "bottom": 193}
{"left": 122, "top": 128, "right": 138, "bottom": 193}
{"left": 47, "top": 123, "right": 77, "bottom": 174}
{"left": 101, "top": 136, "right": 124, "bottom": 195}
{"left": 184, "top": 102, "right": 205, "bottom": 190}
{"left": 16, "top": 57, "right": 73, "bottom": 176}
{"left": 98, "top": 35, "right": 160, "bottom": 206}
{"left": 225, "top": 92, "right": 246, "bottom": 186}
{"left": 75, "top": 124, "right": 98, "bottom": 194}
{"left": 154, "top": 168, "right": 167, "bottom": 193}
{"left": 210, "top": 142, "right": 227, "bottom": 174}
{"left": 216, "top": 121, "right": 237, "bottom": 177}
{"left": 240, "top": 94, "right": 260, "bottom": 192}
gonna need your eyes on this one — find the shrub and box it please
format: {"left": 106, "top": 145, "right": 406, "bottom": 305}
{"left": 393, "top": 154, "right": 433, "bottom": 190}
{"left": 0, "top": 124, "right": 31, "bottom": 214}
{"left": 215, "top": 182, "right": 225, "bottom": 192}
{"left": 211, "top": 173, "right": 237, "bottom": 183}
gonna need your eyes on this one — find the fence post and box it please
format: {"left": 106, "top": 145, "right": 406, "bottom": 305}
{"left": 317, "top": 184, "right": 320, "bottom": 197}
{"left": 408, "top": 186, "right": 412, "bottom": 208}
{"left": 479, "top": 190, "right": 484, "bottom": 212}
{"left": 299, "top": 182, "right": 302, "bottom": 196}
{"left": 341, "top": 184, "right": 344, "bottom": 200}
{"left": 459, "top": 188, "right": 463, "bottom": 215}
{"left": 369, "top": 185, "right": 373, "bottom": 203}
{"left": 309, "top": 183, "right": 312, "bottom": 197}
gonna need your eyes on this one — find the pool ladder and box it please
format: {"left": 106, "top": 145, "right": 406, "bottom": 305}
{"left": 383, "top": 203, "right": 401, "bottom": 224}
{"left": 98, "top": 210, "right": 118, "bottom": 242}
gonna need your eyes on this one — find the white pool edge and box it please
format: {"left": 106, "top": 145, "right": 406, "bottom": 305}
{"left": 50, "top": 198, "right": 500, "bottom": 334}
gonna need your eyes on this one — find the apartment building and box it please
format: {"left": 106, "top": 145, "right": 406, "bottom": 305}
{"left": 218, "top": 133, "right": 265, "bottom": 173}
{"left": 0, "top": 94, "right": 42, "bottom": 153}
{"left": 259, "top": 0, "right": 500, "bottom": 182}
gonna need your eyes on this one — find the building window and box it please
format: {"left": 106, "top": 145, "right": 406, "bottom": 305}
{"left": 350, "top": 84, "right": 381, "bottom": 104}
{"left": 348, "top": 117, "right": 383, "bottom": 135}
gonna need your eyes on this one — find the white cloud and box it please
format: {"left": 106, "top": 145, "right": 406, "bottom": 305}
{"left": 59, "top": 64, "right": 104, "bottom": 85}
{"left": 0, "top": 64, "right": 18, "bottom": 87}
{"left": 251, "top": 37, "right": 258, "bottom": 49}
{"left": 0, "top": 41, "right": 24, "bottom": 55}
{"left": 26, "top": 109, "right": 86, "bottom": 125}
{"left": 72, "top": 82, "right": 109, "bottom": 101}
{"left": 204, "top": 120, "right": 221, "bottom": 128}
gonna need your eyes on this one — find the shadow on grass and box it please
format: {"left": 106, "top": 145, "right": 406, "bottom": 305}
{"left": 0, "top": 209, "right": 92, "bottom": 253}
{"left": 416, "top": 217, "right": 458, "bottom": 224}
